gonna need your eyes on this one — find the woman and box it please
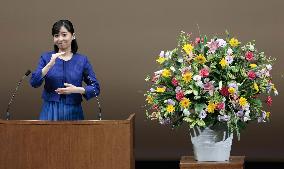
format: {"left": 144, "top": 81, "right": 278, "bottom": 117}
{"left": 30, "top": 20, "right": 100, "bottom": 120}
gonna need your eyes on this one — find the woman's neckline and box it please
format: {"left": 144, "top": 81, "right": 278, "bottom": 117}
{"left": 56, "top": 51, "right": 75, "bottom": 62}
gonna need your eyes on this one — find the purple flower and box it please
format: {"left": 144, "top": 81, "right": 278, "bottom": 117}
{"left": 262, "top": 111, "right": 267, "bottom": 119}
{"left": 199, "top": 110, "right": 207, "bottom": 119}
{"left": 258, "top": 117, "right": 263, "bottom": 123}
{"left": 216, "top": 39, "right": 227, "bottom": 47}
{"left": 166, "top": 99, "right": 175, "bottom": 106}
{"left": 159, "top": 51, "right": 165, "bottom": 57}
{"left": 266, "top": 85, "right": 272, "bottom": 93}
{"left": 175, "top": 86, "right": 182, "bottom": 93}
{"left": 225, "top": 55, "right": 234, "bottom": 64}
{"left": 165, "top": 51, "right": 172, "bottom": 59}
{"left": 236, "top": 110, "right": 244, "bottom": 117}
{"left": 258, "top": 111, "right": 267, "bottom": 123}
{"left": 159, "top": 118, "right": 171, "bottom": 125}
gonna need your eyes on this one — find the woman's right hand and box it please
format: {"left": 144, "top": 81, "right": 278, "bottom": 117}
{"left": 48, "top": 52, "right": 65, "bottom": 66}
{"left": 41, "top": 52, "right": 65, "bottom": 78}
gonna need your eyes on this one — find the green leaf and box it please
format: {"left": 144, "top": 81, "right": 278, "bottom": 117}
{"left": 194, "top": 103, "right": 207, "bottom": 113}
{"left": 203, "top": 35, "right": 207, "bottom": 44}
{"left": 190, "top": 121, "right": 197, "bottom": 128}
{"left": 194, "top": 96, "right": 201, "bottom": 100}
{"left": 183, "top": 117, "right": 194, "bottom": 123}
{"left": 251, "top": 99, "right": 262, "bottom": 108}
{"left": 197, "top": 119, "right": 206, "bottom": 127}
{"left": 193, "top": 89, "right": 199, "bottom": 96}
{"left": 228, "top": 73, "right": 236, "bottom": 79}
{"left": 230, "top": 66, "right": 239, "bottom": 73}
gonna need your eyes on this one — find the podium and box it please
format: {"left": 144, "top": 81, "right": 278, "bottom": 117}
{"left": 0, "top": 114, "right": 135, "bottom": 169}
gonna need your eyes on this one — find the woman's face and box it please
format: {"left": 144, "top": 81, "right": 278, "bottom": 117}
{"left": 53, "top": 26, "right": 74, "bottom": 51}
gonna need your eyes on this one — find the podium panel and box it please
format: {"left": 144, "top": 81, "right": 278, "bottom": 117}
{"left": 0, "top": 114, "right": 135, "bottom": 169}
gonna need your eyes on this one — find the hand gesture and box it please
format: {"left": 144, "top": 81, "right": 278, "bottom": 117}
{"left": 49, "top": 52, "right": 65, "bottom": 66}
{"left": 55, "top": 83, "right": 82, "bottom": 95}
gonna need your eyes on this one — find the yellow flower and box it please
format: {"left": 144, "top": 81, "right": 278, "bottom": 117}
{"left": 207, "top": 101, "right": 216, "bottom": 113}
{"left": 194, "top": 54, "right": 207, "bottom": 64}
{"left": 239, "top": 97, "right": 247, "bottom": 107}
{"left": 156, "top": 87, "right": 166, "bottom": 93}
{"left": 182, "top": 44, "right": 194, "bottom": 55}
{"left": 156, "top": 57, "right": 166, "bottom": 64}
{"left": 166, "top": 105, "right": 175, "bottom": 113}
{"left": 180, "top": 98, "right": 191, "bottom": 109}
{"left": 272, "top": 84, "right": 277, "bottom": 91}
{"left": 182, "top": 72, "right": 193, "bottom": 83}
{"left": 250, "top": 64, "right": 257, "bottom": 68}
{"left": 228, "top": 87, "right": 236, "bottom": 94}
{"left": 266, "top": 112, "right": 270, "bottom": 118}
{"left": 162, "top": 69, "right": 171, "bottom": 78}
{"left": 146, "top": 95, "right": 154, "bottom": 104}
{"left": 229, "top": 38, "right": 240, "bottom": 47}
{"left": 253, "top": 82, "right": 259, "bottom": 93}
{"left": 219, "top": 58, "right": 228, "bottom": 68}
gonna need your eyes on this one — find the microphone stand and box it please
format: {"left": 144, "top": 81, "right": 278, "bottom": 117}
{"left": 5, "top": 70, "right": 31, "bottom": 120}
{"left": 94, "top": 94, "right": 102, "bottom": 120}
{"left": 86, "top": 74, "right": 102, "bottom": 120}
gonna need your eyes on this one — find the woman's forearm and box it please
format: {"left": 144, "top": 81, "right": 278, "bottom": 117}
{"left": 76, "top": 87, "right": 86, "bottom": 94}
{"left": 41, "top": 63, "right": 52, "bottom": 77}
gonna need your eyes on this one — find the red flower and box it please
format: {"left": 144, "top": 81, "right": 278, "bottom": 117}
{"left": 199, "top": 68, "right": 209, "bottom": 77}
{"left": 171, "top": 78, "right": 179, "bottom": 86}
{"left": 245, "top": 51, "right": 254, "bottom": 61}
{"left": 152, "top": 104, "right": 159, "bottom": 111}
{"left": 216, "top": 102, "right": 225, "bottom": 110}
{"left": 220, "top": 87, "right": 229, "bottom": 96}
{"left": 247, "top": 70, "right": 256, "bottom": 80}
{"left": 176, "top": 91, "right": 184, "bottom": 101}
{"left": 266, "top": 96, "right": 272, "bottom": 106}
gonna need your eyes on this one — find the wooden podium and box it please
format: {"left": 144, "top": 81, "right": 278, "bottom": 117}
{"left": 0, "top": 114, "right": 135, "bottom": 169}
{"left": 180, "top": 156, "right": 245, "bottom": 169}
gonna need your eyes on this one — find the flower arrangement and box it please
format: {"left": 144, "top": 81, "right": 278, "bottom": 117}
{"left": 144, "top": 31, "right": 278, "bottom": 138}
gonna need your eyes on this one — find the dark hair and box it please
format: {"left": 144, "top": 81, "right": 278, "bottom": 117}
{"left": 52, "top": 20, "right": 78, "bottom": 53}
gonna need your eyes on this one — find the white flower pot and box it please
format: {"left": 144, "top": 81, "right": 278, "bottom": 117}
{"left": 190, "top": 125, "right": 233, "bottom": 161}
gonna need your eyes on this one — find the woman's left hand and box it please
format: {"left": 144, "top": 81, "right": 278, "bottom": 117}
{"left": 55, "top": 83, "right": 85, "bottom": 94}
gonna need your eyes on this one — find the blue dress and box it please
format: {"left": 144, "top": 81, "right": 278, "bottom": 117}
{"left": 30, "top": 51, "right": 100, "bottom": 121}
{"left": 39, "top": 96, "right": 84, "bottom": 120}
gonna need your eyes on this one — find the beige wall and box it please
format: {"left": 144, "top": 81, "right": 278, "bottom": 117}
{"left": 0, "top": 0, "right": 283, "bottom": 161}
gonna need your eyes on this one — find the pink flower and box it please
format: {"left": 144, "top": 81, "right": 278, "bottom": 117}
{"left": 195, "top": 37, "right": 204, "bottom": 44}
{"left": 216, "top": 102, "right": 225, "bottom": 110}
{"left": 176, "top": 91, "right": 184, "bottom": 101}
{"left": 151, "top": 76, "right": 158, "bottom": 83}
{"left": 207, "top": 39, "right": 219, "bottom": 53}
{"left": 245, "top": 51, "right": 254, "bottom": 61}
{"left": 247, "top": 70, "right": 256, "bottom": 80}
{"left": 203, "top": 81, "right": 215, "bottom": 96}
{"left": 171, "top": 78, "right": 179, "bottom": 86}
{"left": 266, "top": 96, "right": 272, "bottom": 106}
{"left": 199, "top": 68, "right": 209, "bottom": 77}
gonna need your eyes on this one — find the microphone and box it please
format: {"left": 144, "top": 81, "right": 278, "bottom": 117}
{"left": 5, "top": 70, "right": 31, "bottom": 120}
{"left": 84, "top": 71, "right": 102, "bottom": 120}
